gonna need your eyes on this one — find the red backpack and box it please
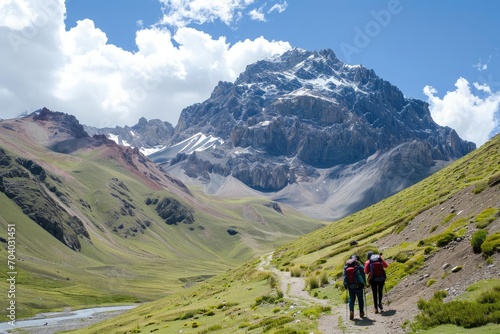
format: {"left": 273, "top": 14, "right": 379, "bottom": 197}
{"left": 369, "top": 254, "right": 386, "bottom": 282}
{"left": 344, "top": 259, "right": 362, "bottom": 289}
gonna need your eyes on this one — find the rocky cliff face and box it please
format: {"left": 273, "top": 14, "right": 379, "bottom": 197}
{"left": 0, "top": 148, "right": 89, "bottom": 250}
{"left": 156, "top": 48, "right": 476, "bottom": 219}
{"left": 84, "top": 117, "right": 174, "bottom": 152}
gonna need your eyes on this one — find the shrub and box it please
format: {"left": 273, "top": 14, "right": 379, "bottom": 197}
{"left": 473, "top": 181, "right": 488, "bottom": 194}
{"left": 412, "top": 286, "right": 500, "bottom": 330}
{"left": 307, "top": 276, "right": 320, "bottom": 290}
{"left": 405, "top": 255, "right": 425, "bottom": 275}
{"left": 427, "top": 279, "right": 437, "bottom": 287}
{"left": 319, "top": 271, "right": 329, "bottom": 286}
{"left": 436, "top": 231, "right": 456, "bottom": 247}
{"left": 488, "top": 172, "right": 500, "bottom": 186}
{"left": 252, "top": 294, "right": 281, "bottom": 307}
{"left": 424, "top": 246, "right": 436, "bottom": 255}
{"left": 268, "top": 275, "right": 277, "bottom": 289}
{"left": 474, "top": 208, "right": 499, "bottom": 228}
{"left": 394, "top": 251, "right": 410, "bottom": 263}
{"left": 290, "top": 266, "right": 302, "bottom": 277}
{"left": 481, "top": 232, "right": 500, "bottom": 256}
{"left": 471, "top": 229, "right": 488, "bottom": 254}
{"left": 303, "top": 305, "right": 331, "bottom": 320}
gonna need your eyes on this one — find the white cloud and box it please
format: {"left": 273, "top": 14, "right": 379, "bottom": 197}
{"left": 0, "top": 0, "right": 36, "bottom": 30}
{"left": 0, "top": 0, "right": 291, "bottom": 127}
{"left": 473, "top": 55, "right": 491, "bottom": 72}
{"left": 423, "top": 77, "right": 500, "bottom": 147}
{"left": 158, "top": 0, "right": 257, "bottom": 27}
{"left": 249, "top": 8, "right": 266, "bottom": 22}
{"left": 269, "top": 1, "right": 288, "bottom": 14}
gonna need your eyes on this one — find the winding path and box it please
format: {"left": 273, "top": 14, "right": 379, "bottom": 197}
{"left": 259, "top": 253, "right": 403, "bottom": 333}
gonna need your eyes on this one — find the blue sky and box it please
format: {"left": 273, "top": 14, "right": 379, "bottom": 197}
{"left": 1, "top": 0, "right": 500, "bottom": 146}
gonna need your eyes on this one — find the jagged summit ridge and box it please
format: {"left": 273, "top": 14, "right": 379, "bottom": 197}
{"left": 173, "top": 48, "right": 473, "bottom": 165}
{"left": 154, "top": 48, "right": 475, "bottom": 219}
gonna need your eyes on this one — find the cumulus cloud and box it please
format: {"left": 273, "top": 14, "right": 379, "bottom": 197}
{"left": 249, "top": 8, "right": 266, "bottom": 22}
{"left": 158, "top": 0, "right": 256, "bottom": 27}
{"left": 0, "top": 0, "right": 37, "bottom": 30}
{"left": 0, "top": 0, "right": 291, "bottom": 127}
{"left": 423, "top": 77, "right": 500, "bottom": 147}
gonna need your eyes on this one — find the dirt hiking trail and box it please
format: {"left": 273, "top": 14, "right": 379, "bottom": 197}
{"left": 259, "top": 253, "right": 406, "bottom": 333}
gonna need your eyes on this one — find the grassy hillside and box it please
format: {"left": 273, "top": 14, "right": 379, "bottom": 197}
{"left": 0, "top": 118, "right": 323, "bottom": 319}
{"left": 72, "top": 135, "right": 500, "bottom": 333}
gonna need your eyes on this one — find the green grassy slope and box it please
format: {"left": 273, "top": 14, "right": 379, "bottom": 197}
{"left": 74, "top": 135, "right": 500, "bottom": 333}
{"left": 0, "top": 125, "right": 323, "bottom": 318}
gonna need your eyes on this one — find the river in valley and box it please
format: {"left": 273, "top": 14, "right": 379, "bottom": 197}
{"left": 0, "top": 305, "right": 136, "bottom": 333}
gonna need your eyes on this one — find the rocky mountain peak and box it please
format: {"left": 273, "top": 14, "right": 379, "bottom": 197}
{"left": 32, "top": 107, "right": 89, "bottom": 139}
{"left": 84, "top": 117, "right": 174, "bottom": 154}
{"left": 156, "top": 48, "right": 476, "bottom": 220}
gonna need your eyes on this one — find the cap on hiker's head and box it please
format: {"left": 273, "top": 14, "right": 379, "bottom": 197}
{"left": 351, "top": 254, "right": 359, "bottom": 261}
{"left": 367, "top": 251, "right": 374, "bottom": 260}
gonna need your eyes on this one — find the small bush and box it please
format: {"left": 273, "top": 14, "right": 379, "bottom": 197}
{"left": 411, "top": 285, "right": 500, "bottom": 330}
{"left": 307, "top": 276, "right": 320, "bottom": 290}
{"left": 436, "top": 231, "right": 456, "bottom": 247}
{"left": 252, "top": 294, "right": 281, "bottom": 308}
{"left": 303, "top": 305, "right": 331, "bottom": 320}
{"left": 290, "top": 266, "right": 302, "bottom": 277}
{"left": 475, "top": 208, "right": 499, "bottom": 229}
{"left": 427, "top": 279, "right": 437, "bottom": 287}
{"left": 394, "top": 251, "right": 410, "bottom": 263}
{"left": 424, "top": 246, "right": 436, "bottom": 255}
{"left": 405, "top": 255, "right": 425, "bottom": 275}
{"left": 481, "top": 232, "right": 500, "bottom": 256}
{"left": 429, "top": 225, "right": 438, "bottom": 233}
{"left": 319, "top": 271, "right": 329, "bottom": 286}
{"left": 488, "top": 172, "right": 500, "bottom": 186}
{"left": 268, "top": 275, "right": 277, "bottom": 289}
{"left": 471, "top": 229, "right": 488, "bottom": 254}
{"left": 473, "top": 181, "right": 488, "bottom": 194}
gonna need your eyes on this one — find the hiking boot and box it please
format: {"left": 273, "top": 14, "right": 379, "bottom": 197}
{"left": 360, "top": 311, "right": 365, "bottom": 318}
{"left": 374, "top": 307, "right": 379, "bottom": 314}
{"left": 349, "top": 311, "right": 354, "bottom": 320}
{"left": 379, "top": 303, "right": 384, "bottom": 311}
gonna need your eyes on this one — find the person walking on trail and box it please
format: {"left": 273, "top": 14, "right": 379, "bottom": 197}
{"left": 364, "top": 251, "right": 388, "bottom": 314}
{"left": 343, "top": 255, "right": 367, "bottom": 320}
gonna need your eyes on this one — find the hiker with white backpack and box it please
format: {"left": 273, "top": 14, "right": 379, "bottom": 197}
{"left": 364, "top": 251, "right": 388, "bottom": 314}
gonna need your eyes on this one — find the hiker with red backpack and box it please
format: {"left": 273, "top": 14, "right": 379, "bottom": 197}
{"left": 343, "top": 255, "right": 366, "bottom": 320}
{"left": 364, "top": 251, "right": 388, "bottom": 314}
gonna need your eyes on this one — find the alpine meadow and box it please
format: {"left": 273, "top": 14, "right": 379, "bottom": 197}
{"left": 1, "top": 3, "right": 500, "bottom": 331}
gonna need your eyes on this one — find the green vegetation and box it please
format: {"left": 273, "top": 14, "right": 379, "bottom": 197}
{"left": 471, "top": 229, "right": 488, "bottom": 254}
{"left": 409, "top": 280, "right": 500, "bottom": 332}
{"left": 475, "top": 208, "right": 500, "bottom": 228}
{"left": 0, "top": 142, "right": 322, "bottom": 318}
{"left": 2, "top": 110, "right": 500, "bottom": 333}
{"left": 67, "top": 259, "right": 330, "bottom": 333}
{"left": 481, "top": 233, "right": 500, "bottom": 256}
